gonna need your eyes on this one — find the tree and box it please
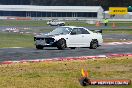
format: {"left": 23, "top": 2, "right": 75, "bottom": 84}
{"left": 0, "top": 0, "right": 132, "bottom": 10}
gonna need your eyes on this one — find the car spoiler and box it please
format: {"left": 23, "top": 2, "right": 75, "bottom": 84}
{"left": 95, "top": 30, "right": 102, "bottom": 33}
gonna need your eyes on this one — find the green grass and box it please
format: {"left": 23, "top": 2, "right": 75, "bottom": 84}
{"left": 0, "top": 57, "right": 132, "bottom": 88}
{"left": 107, "top": 22, "right": 132, "bottom": 27}
{"left": 66, "top": 21, "right": 132, "bottom": 27}
{"left": 0, "top": 32, "right": 34, "bottom": 48}
{"left": 66, "top": 21, "right": 95, "bottom": 26}
{"left": 102, "top": 29, "right": 132, "bottom": 34}
{"left": 0, "top": 20, "right": 93, "bottom": 27}
{"left": 0, "top": 20, "right": 47, "bottom": 26}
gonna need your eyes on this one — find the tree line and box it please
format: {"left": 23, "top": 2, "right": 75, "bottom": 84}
{"left": 0, "top": 0, "right": 132, "bottom": 10}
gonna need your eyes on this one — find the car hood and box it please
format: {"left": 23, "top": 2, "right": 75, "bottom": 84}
{"left": 35, "top": 34, "right": 62, "bottom": 38}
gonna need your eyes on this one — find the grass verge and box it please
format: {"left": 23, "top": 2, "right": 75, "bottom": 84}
{"left": 0, "top": 56, "right": 132, "bottom": 88}
{"left": 0, "top": 20, "right": 47, "bottom": 26}
{"left": 0, "top": 20, "right": 132, "bottom": 27}
{"left": 0, "top": 32, "right": 34, "bottom": 48}
{"left": 102, "top": 29, "right": 132, "bottom": 35}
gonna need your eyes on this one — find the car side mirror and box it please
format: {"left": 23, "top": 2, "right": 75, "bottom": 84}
{"left": 70, "top": 31, "right": 76, "bottom": 35}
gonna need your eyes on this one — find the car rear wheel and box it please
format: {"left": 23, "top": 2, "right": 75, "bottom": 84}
{"left": 57, "top": 39, "right": 66, "bottom": 50}
{"left": 36, "top": 45, "right": 44, "bottom": 50}
{"left": 90, "top": 40, "right": 98, "bottom": 49}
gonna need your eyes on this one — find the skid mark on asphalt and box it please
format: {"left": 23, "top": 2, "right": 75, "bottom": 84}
{"left": 104, "top": 42, "right": 132, "bottom": 45}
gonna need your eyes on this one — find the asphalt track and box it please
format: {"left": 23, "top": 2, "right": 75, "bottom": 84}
{"left": 0, "top": 44, "right": 132, "bottom": 62}
{"left": 0, "top": 26, "right": 132, "bottom": 62}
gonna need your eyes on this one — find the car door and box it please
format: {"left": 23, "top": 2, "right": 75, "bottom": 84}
{"left": 68, "top": 28, "right": 87, "bottom": 47}
{"left": 54, "top": 20, "right": 58, "bottom": 25}
{"left": 80, "top": 28, "right": 92, "bottom": 47}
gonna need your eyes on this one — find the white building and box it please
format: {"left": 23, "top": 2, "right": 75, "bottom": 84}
{"left": 104, "top": 11, "right": 132, "bottom": 21}
{"left": 0, "top": 5, "right": 104, "bottom": 20}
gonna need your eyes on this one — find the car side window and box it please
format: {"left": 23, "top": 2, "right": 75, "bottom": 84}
{"left": 71, "top": 28, "right": 77, "bottom": 35}
{"left": 72, "top": 28, "right": 82, "bottom": 34}
{"left": 79, "top": 28, "right": 90, "bottom": 34}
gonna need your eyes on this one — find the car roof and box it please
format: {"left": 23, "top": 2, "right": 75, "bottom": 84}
{"left": 61, "top": 26, "right": 85, "bottom": 29}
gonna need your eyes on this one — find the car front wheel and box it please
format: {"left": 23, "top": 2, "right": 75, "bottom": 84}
{"left": 36, "top": 45, "right": 44, "bottom": 50}
{"left": 57, "top": 39, "right": 66, "bottom": 50}
{"left": 70, "top": 47, "right": 76, "bottom": 49}
{"left": 61, "top": 23, "right": 65, "bottom": 26}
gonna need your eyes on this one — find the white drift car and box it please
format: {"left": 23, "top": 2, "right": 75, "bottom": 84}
{"left": 34, "top": 26, "right": 103, "bottom": 50}
{"left": 47, "top": 20, "right": 65, "bottom": 26}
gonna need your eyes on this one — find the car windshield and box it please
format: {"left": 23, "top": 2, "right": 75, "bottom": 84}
{"left": 48, "top": 27, "right": 72, "bottom": 35}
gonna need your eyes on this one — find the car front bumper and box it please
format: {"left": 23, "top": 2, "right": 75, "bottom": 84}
{"left": 34, "top": 37, "right": 57, "bottom": 47}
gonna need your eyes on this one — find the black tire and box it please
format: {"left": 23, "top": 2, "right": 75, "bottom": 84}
{"left": 70, "top": 47, "right": 76, "bottom": 49}
{"left": 49, "top": 24, "right": 52, "bottom": 26}
{"left": 57, "top": 24, "right": 60, "bottom": 26}
{"left": 90, "top": 40, "right": 98, "bottom": 49}
{"left": 36, "top": 45, "right": 44, "bottom": 50}
{"left": 57, "top": 39, "right": 66, "bottom": 50}
{"left": 79, "top": 77, "right": 91, "bottom": 86}
{"left": 61, "top": 23, "right": 65, "bottom": 26}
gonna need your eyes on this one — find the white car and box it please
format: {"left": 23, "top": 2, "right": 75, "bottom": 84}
{"left": 47, "top": 20, "right": 65, "bottom": 26}
{"left": 34, "top": 26, "right": 103, "bottom": 50}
